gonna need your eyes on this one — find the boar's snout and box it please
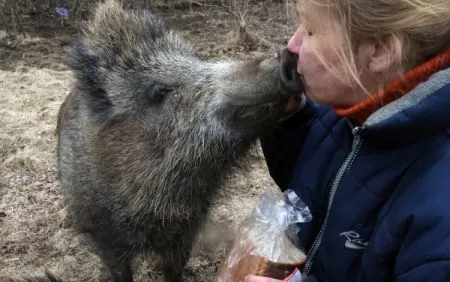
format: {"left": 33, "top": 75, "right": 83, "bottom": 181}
{"left": 278, "top": 48, "right": 304, "bottom": 96}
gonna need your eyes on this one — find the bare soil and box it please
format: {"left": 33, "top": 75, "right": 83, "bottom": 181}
{"left": 0, "top": 2, "right": 297, "bottom": 281}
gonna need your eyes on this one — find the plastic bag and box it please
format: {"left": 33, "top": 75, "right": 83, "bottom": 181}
{"left": 214, "top": 189, "right": 312, "bottom": 282}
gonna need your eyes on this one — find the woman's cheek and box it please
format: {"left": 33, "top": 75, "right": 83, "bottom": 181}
{"left": 298, "top": 48, "right": 313, "bottom": 79}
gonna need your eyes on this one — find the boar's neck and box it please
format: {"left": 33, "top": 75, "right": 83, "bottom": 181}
{"left": 92, "top": 115, "right": 256, "bottom": 222}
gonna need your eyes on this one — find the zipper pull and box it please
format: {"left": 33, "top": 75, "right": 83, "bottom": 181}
{"left": 352, "top": 125, "right": 363, "bottom": 136}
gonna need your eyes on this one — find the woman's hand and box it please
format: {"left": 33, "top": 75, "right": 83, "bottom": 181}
{"left": 245, "top": 275, "right": 283, "bottom": 282}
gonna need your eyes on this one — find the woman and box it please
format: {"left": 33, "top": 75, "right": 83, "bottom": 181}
{"left": 247, "top": 0, "right": 450, "bottom": 281}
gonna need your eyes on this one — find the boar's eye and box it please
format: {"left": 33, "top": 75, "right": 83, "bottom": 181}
{"left": 144, "top": 84, "right": 172, "bottom": 105}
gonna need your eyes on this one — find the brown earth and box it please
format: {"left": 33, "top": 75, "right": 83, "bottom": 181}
{"left": 0, "top": 2, "right": 298, "bottom": 281}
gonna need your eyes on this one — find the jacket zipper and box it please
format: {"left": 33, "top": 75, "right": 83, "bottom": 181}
{"left": 303, "top": 126, "right": 363, "bottom": 275}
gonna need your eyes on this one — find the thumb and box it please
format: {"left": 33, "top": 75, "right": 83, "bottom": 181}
{"left": 245, "top": 274, "right": 283, "bottom": 282}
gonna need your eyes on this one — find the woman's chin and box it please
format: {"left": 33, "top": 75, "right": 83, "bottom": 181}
{"left": 304, "top": 91, "right": 336, "bottom": 106}
{"left": 304, "top": 91, "right": 321, "bottom": 103}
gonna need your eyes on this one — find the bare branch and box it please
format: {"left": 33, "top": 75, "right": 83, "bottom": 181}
{"left": 198, "top": 3, "right": 242, "bottom": 24}
{"left": 0, "top": 3, "right": 11, "bottom": 36}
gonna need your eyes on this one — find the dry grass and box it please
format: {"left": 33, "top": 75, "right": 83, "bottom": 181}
{"left": 0, "top": 66, "right": 76, "bottom": 278}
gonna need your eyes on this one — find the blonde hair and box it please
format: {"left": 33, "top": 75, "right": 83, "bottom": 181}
{"left": 296, "top": 0, "right": 450, "bottom": 93}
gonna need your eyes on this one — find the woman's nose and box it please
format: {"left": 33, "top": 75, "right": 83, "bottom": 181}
{"left": 287, "top": 25, "right": 304, "bottom": 54}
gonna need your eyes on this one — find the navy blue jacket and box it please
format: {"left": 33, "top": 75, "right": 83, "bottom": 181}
{"left": 261, "top": 67, "right": 450, "bottom": 282}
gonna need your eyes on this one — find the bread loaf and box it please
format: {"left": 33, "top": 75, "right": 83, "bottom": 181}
{"left": 214, "top": 228, "right": 306, "bottom": 281}
{"left": 214, "top": 189, "right": 311, "bottom": 281}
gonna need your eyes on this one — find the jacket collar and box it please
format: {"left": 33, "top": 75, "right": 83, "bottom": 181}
{"left": 335, "top": 49, "right": 450, "bottom": 124}
{"left": 359, "top": 67, "right": 450, "bottom": 147}
{"left": 333, "top": 49, "right": 450, "bottom": 147}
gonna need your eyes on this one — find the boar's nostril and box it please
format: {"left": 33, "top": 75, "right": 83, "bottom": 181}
{"left": 285, "top": 66, "right": 295, "bottom": 81}
{"left": 279, "top": 48, "right": 304, "bottom": 96}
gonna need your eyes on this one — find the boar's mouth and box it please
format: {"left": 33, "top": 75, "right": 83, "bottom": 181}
{"left": 233, "top": 94, "right": 304, "bottom": 120}
{"left": 227, "top": 90, "right": 303, "bottom": 108}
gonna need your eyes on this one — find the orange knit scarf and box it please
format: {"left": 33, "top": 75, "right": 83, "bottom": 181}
{"left": 334, "top": 49, "right": 450, "bottom": 124}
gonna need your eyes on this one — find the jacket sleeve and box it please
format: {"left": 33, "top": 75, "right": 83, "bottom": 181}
{"left": 260, "top": 99, "right": 319, "bottom": 191}
{"left": 392, "top": 150, "right": 450, "bottom": 282}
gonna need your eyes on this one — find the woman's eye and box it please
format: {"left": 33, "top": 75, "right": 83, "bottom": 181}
{"left": 302, "top": 24, "right": 313, "bottom": 36}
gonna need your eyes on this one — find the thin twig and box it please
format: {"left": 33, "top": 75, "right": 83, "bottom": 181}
{"left": 9, "top": 0, "right": 25, "bottom": 35}
{"left": 8, "top": 0, "right": 16, "bottom": 33}
{"left": 0, "top": 0, "right": 11, "bottom": 36}
{"left": 199, "top": 3, "right": 241, "bottom": 23}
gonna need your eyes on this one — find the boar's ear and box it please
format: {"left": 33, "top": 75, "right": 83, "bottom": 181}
{"left": 66, "top": 38, "right": 112, "bottom": 117}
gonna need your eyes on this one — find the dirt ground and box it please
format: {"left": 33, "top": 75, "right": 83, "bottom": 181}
{"left": 0, "top": 2, "right": 297, "bottom": 281}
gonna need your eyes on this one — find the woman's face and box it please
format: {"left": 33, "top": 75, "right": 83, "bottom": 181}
{"left": 287, "top": 10, "right": 375, "bottom": 107}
